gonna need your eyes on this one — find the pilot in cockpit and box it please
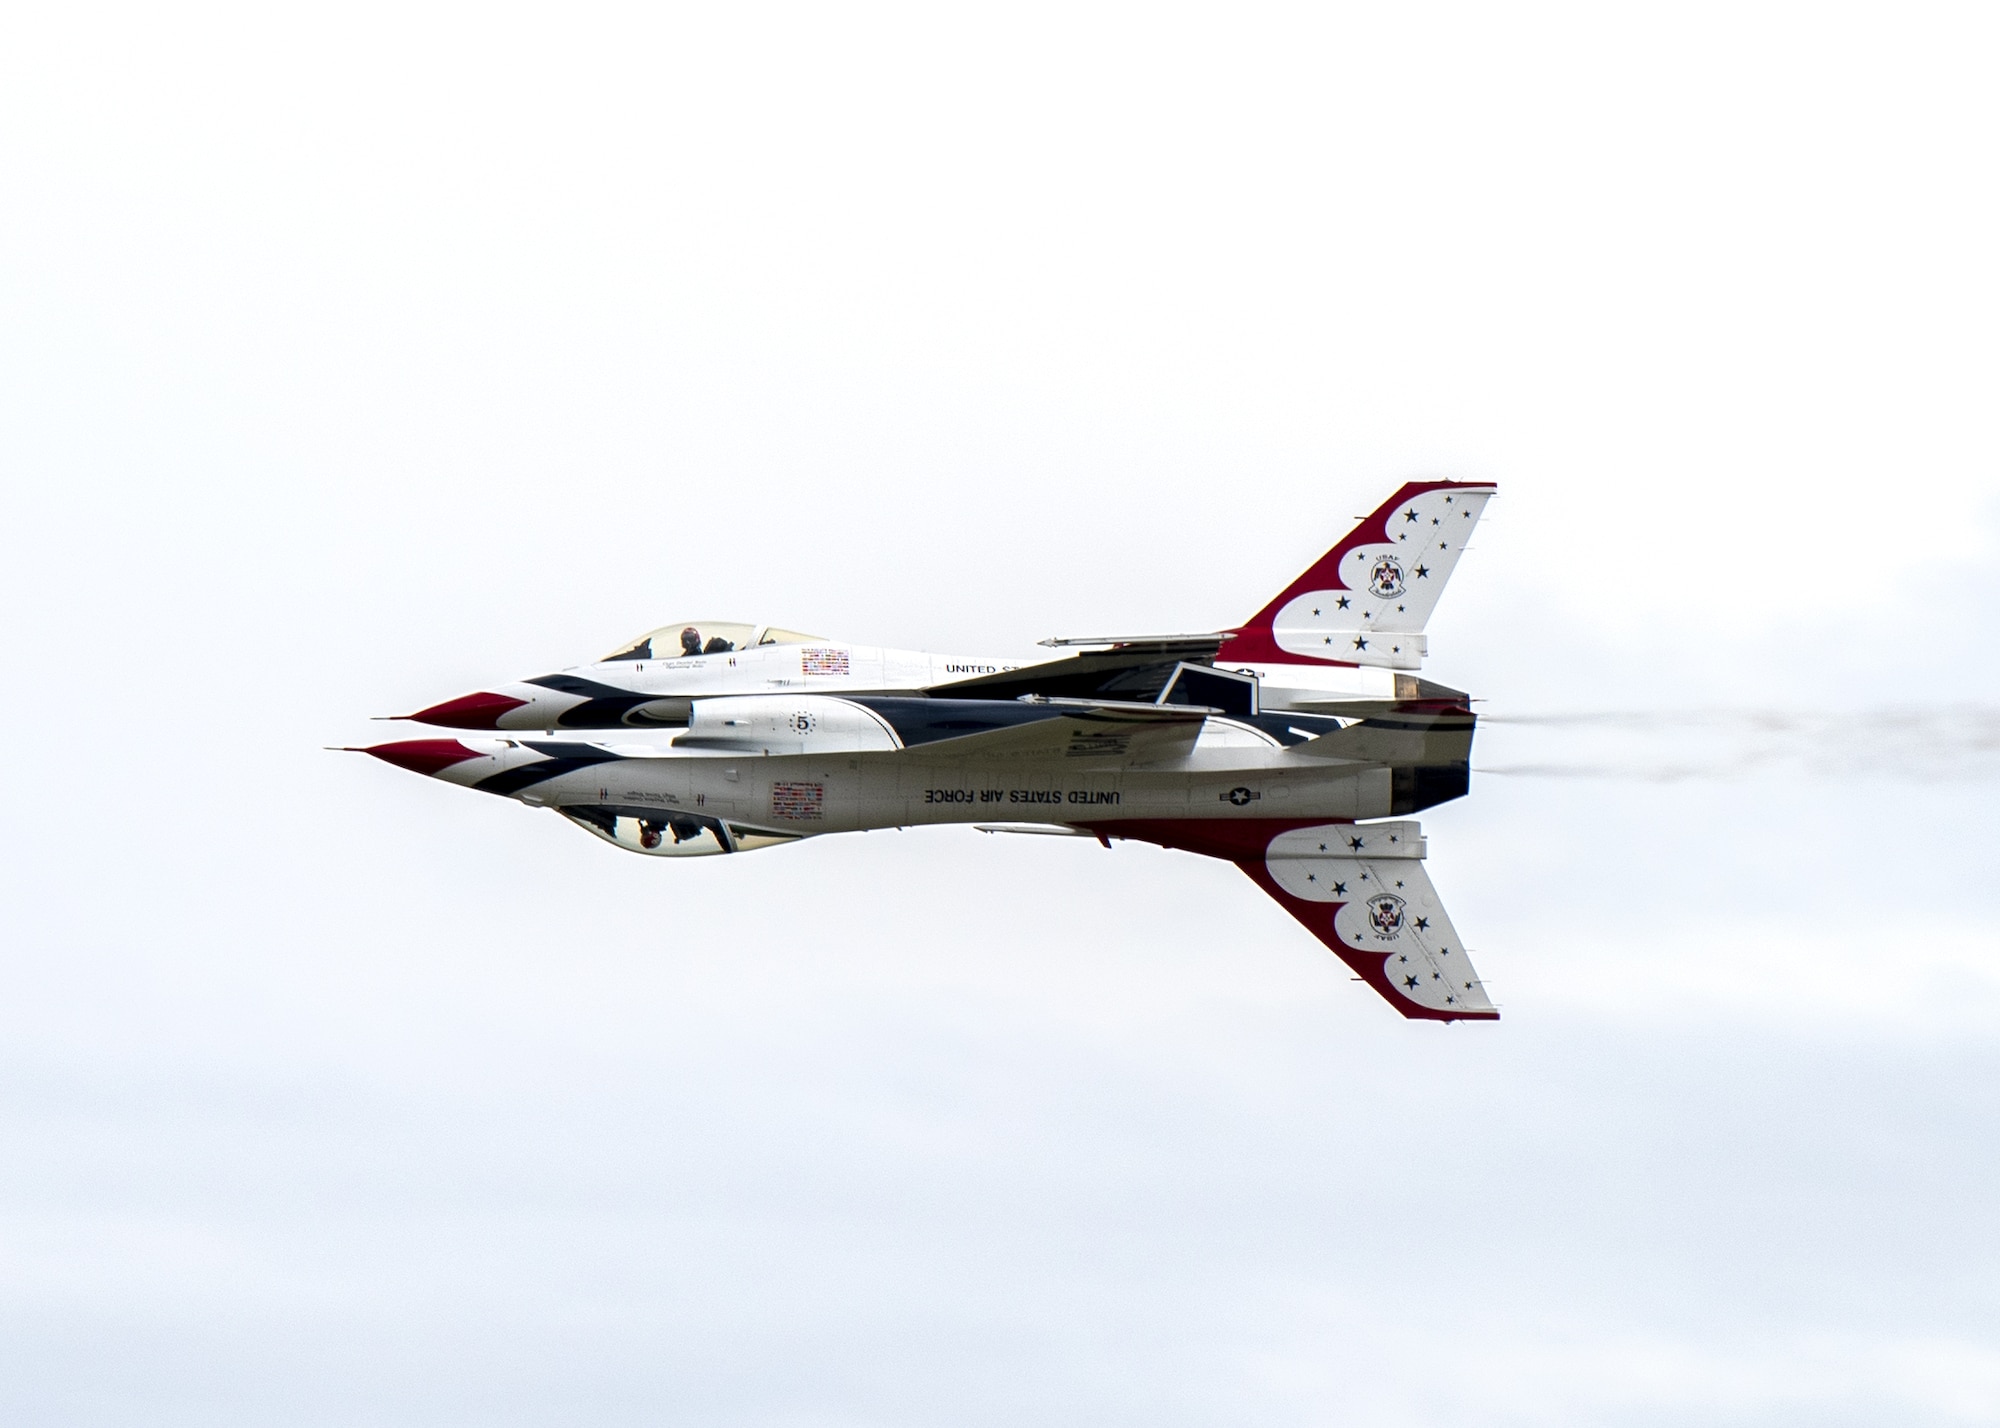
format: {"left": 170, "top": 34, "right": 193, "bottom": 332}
{"left": 678, "top": 625, "right": 737, "bottom": 656}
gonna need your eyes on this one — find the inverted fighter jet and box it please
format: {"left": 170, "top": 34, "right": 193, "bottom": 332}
{"left": 352, "top": 481, "right": 1499, "bottom": 1022}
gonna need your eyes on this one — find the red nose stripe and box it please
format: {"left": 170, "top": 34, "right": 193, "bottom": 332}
{"left": 410, "top": 691, "right": 528, "bottom": 729}
{"left": 360, "top": 739, "right": 487, "bottom": 777}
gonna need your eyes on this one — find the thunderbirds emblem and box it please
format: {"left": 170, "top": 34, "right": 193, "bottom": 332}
{"left": 1368, "top": 555, "right": 1406, "bottom": 599}
{"left": 1366, "top": 893, "right": 1407, "bottom": 939}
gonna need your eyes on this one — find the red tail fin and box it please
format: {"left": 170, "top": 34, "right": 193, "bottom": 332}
{"left": 1226, "top": 481, "right": 1495, "bottom": 666}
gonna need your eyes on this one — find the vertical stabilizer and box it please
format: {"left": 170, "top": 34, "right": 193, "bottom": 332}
{"left": 1243, "top": 820, "right": 1496, "bottom": 1021}
{"left": 1226, "top": 481, "right": 1494, "bottom": 667}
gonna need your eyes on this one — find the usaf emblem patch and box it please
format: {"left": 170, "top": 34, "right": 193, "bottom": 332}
{"left": 1368, "top": 555, "right": 1406, "bottom": 599}
{"left": 1366, "top": 892, "right": 1407, "bottom": 940}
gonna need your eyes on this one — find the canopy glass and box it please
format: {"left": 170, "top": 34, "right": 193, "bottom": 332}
{"left": 600, "top": 622, "right": 823, "bottom": 662}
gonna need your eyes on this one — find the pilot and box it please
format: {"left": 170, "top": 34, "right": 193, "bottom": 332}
{"left": 638, "top": 820, "right": 664, "bottom": 851}
{"left": 679, "top": 626, "right": 704, "bottom": 658}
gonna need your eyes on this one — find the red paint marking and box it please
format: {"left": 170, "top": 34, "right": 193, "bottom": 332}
{"left": 357, "top": 739, "right": 486, "bottom": 777}
{"left": 1078, "top": 817, "right": 1496, "bottom": 1022}
{"left": 1239, "top": 858, "right": 1497, "bottom": 1023}
{"left": 409, "top": 691, "right": 529, "bottom": 729}
{"left": 1225, "top": 479, "right": 1492, "bottom": 665}
{"left": 1075, "top": 817, "right": 1341, "bottom": 863}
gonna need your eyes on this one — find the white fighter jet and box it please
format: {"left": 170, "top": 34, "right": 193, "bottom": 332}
{"left": 401, "top": 481, "right": 1492, "bottom": 730}
{"left": 353, "top": 481, "right": 1499, "bottom": 1022}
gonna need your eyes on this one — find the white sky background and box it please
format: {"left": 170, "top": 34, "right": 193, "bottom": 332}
{"left": 2, "top": 4, "right": 1998, "bottom": 1424}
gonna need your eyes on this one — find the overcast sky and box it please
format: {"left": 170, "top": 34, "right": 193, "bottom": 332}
{"left": 3, "top": 6, "right": 1997, "bottom": 1425}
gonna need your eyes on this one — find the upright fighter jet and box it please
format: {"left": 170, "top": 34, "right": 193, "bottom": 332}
{"left": 401, "top": 481, "right": 1492, "bottom": 730}
{"left": 352, "top": 481, "right": 1499, "bottom": 1022}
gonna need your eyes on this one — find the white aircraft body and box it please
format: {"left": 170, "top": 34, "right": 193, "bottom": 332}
{"left": 354, "top": 482, "right": 1500, "bottom": 1022}
{"left": 404, "top": 481, "right": 1491, "bottom": 732}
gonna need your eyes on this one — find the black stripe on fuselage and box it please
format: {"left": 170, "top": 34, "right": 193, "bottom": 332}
{"left": 525, "top": 673, "right": 642, "bottom": 699}
{"left": 522, "top": 673, "right": 666, "bottom": 728}
{"left": 473, "top": 742, "right": 627, "bottom": 796}
{"left": 849, "top": 697, "right": 1065, "bottom": 747}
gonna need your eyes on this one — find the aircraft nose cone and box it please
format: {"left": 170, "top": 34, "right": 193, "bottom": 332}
{"left": 409, "top": 691, "right": 529, "bottom": 728}
{"left": 355, "top": 739, "right": 487, "bottom": 777}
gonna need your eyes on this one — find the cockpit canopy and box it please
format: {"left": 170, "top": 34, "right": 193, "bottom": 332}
{"left": 600, "top": 621, "right": 824, "bottom": 662}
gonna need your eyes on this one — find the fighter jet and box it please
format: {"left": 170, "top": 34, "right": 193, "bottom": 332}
{"left": 400, "top": 481, "right": 1492, "bottom": 730}
{"left": 351, "top": 481, "right": 1499, "bottom": 1022}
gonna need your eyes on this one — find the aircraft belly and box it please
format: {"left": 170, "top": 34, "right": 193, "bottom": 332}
{"left": 744, "top": 757, "right": 1392, "bottom": 829}
{"left": 516, "top": 740, "right": 1398, "bottom": 834}
{"left": 888, "top": 761, "right": 1143, "bottom": 825}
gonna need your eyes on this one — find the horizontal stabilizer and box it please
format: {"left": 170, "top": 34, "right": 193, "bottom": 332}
{"left": 1241, "top": 821, "right": 1496, "bottom": 1021}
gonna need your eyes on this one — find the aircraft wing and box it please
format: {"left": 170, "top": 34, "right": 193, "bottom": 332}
{"left": 853, "top": 696, "right": 1209, "bottom": 766}
{"left": 1239, "top": 821, "right": 1497, "bottom": 1021}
